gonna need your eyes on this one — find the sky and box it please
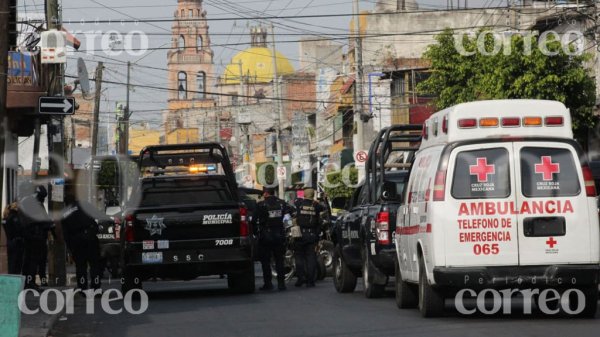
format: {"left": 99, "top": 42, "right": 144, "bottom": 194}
{"left": 17, "top": 0, "right": 495, "bottom": 129}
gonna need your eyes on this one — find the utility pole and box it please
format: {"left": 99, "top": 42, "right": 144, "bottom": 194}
{"left": 0, "top": 0, "right": 10, "bottom": 275}
{"left": 91, "top": 62, "right": 103, "bottom": 157}
{"left": 353, "top": 0, "right": 366, "bottom": 182}
{"left": 119, "top": 61, "right": 131, "bottom": 155}
{"left": 270, "top": 24, "right": 285, "bottom": 198}
{"left": 45, "top": 0, "right": 67, "bottom": 287}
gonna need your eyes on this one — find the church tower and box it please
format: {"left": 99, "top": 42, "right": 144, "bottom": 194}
{"left": 165, "top": 0, "right": 215, "bottom": 134}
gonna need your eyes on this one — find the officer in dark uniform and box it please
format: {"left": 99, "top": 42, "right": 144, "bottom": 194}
{"left": 294, "top": 188, "right": 323, "bottom": 288}
{"left": 252, "top": 187, "right": 292, "bottom": 291}
{"left": 19, "top": 182, "right": 53, "bottom": 290}
{"left": 34, "top": 185, "right": 54, "bottom": 287}
{"left": 61, "top": 183, "right": 103, "bottom": 291}
{"left": 3, "top": 200, "right": 24, "bottom": 274}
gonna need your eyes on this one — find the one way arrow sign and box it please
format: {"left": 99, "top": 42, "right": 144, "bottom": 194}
{"left": 39, "top": 97, "right": 76, "bottom": 115}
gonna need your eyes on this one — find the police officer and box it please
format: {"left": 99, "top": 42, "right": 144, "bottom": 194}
{"left": 61, "top": 183, "right": 103, "bottom": 291}
{"left": 253, "top": 187, "right": 292, "bottom": 291}
{"left": 2, "top": 200, "right": 24, "bottom": 274}
{"left": 34, "top": 185, "right": 54, "bottom": 287}
{"left": 19, "top": 182, "right": 53, "bottom": 290}
{"left": 294, "top": 188, "right": 323, "bottom": 288}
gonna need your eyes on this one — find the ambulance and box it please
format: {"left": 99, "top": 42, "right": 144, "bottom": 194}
{"left": 394, "top": 99, "right": 600, "bottom": 317}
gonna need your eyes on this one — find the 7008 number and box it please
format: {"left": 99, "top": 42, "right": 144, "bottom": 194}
{"left": 473, "top": 243, "right": 499, "bottom": 255}
{"left": 215, "top": 239, "right": 234, "bottom": 246}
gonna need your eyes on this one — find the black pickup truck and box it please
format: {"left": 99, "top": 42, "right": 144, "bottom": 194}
{"left": 331, "top": 125, "right": 421, "bottom": 298}
{"left": 120, "top": 143, "right": 255, "bottom": 293}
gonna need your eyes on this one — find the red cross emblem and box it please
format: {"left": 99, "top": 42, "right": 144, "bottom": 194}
{"left": 535, "top": 156, "right": 560, "bottom": 181}
{"left": 546, "top": 237, "right": 557, "bottom": 249}
{"left": 469, "top": 157, "right": 495, "bottom": 183}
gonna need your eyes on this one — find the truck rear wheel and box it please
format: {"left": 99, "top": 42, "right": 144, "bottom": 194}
{"left": 395, "top": 260, "right": 417, "bottom": 309}
{"left": 418, "top": 259, "right": 444, "bottom": 317}
{"left": 362, "top": 249, "right": 385, "bottom": 298}
{"left": 228, "top": 263, "right": 256, "bottom": 294}
{"left": 333, "top": 246, "right": 357, "bottom": 293}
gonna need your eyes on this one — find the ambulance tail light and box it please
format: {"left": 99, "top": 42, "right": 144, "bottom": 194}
{"left": 523, "top": 116, "right": 542, "bottom": 126}
{"left": 422, "top": 123, "right": 429, "bottom": 140}
{"left": 501, "top": 117, "right": 520, "bottom": 127}
{"left": 375, "top": 211, "right": 390, "bottom": 245}
{"left": 124, "top": 214, "right": 135, "bottom": 242}
{"left": 458, "top": 118, "right": 477, "bottom": 128}
{"left": 433, "top": 170, "right": 447, "bottom": 201}
{"left": 582, "top": 164, "right": 597, "bottom": 197}
{"left": 545, "top": 116, "right": 564, "bottom": 126}
{"left": 239, "top": 206, "right": 249, "bottom": 237}
{"left": 442, "top": 115, "right": 448, "bottom": 134}
{"left": 479, "top": 117, "right": 499, "bottom": 128}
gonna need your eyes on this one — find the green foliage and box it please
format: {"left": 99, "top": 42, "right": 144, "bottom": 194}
{"left": 322, "top": 167, "right": 358, "bottom": 199}
{"left": 418, "top": 29, "right": 597, "bottom": 143}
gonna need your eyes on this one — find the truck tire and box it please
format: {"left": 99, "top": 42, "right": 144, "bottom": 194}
{"left": 395, "top": 260, "right": 417, "bottom": 309}
{"left": 121, "top": 267, "right": 142, "bottom": 293}
{"left": 317, "top": 256, "right": 327, "bottom": 281}
{"left": 228, "top": 263, "right": 256, "bottom": 294}
{"left": 362, "top": 249, "right": 385, "bottom": 298}
{"left": 418, "top": 259, "right": 444, "bottom": 317}
{"left": 333, "top": 245, "right": 357, "bottom": 293}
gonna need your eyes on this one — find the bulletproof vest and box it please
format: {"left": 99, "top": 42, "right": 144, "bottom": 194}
{"left": 263, "top": 196, "right": 284, "bottom": 228}
{"left": 296, "top": 199, "right": 318, "bottom": 228}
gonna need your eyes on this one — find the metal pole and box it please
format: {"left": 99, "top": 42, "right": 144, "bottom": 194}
{"left": 0, "top": 0, "right": 11, "bottom": 274}
{"left": 91, "top": 62, "right": 103, "bottom": 157}
{"left": 123, "top": 61, "right": 131, "bottom": 155}
{"left": 270, "top": 24, "right": 285, "bottom": 198}
{"left": 353, "top": 0, "right": 366, "bottom": 182}
{"left": 46, "top": 0, "right": 67, "bottom": 287}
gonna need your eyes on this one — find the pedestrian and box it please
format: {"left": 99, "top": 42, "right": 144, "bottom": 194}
{"left": 61, "top": 183, "right": 103, "bottom": 292}
{"left": 19, "top": 182, "right": 53, "bottom": 290}
{"left": 252, "top": 187, "right": 292, "bottom": 291}
{"left": 2, "top": 200, "right": 24, "bottom": 274}
{"left": 33, "top": 185, "right": 54, "bottom": 287}
{"left": 293, "top": 188, "right": 323, "bottom": 288}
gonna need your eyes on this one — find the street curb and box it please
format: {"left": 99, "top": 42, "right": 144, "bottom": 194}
{"left": 19, "top": 308, "right": 63, "bottom": 337}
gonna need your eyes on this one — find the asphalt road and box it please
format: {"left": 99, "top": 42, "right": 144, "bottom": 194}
{"left": 50, "top": 264, "right": 600, "bottom": 337}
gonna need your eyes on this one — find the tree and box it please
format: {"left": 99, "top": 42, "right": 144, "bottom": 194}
{"left": 321, "top": 167, "right": 358, "bottom": 200}
{"left": 418, "top": 29, "right": 597, "bottom": 143}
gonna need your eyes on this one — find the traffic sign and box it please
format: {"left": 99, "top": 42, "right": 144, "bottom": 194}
{"left": 354, "top": 150, "right": 368, "bottom": 167}
{"left": 277, "top": 166, "right": 287, "bottom": 180}
{"left": 39, "top": 97, "right": 75, "bottom": 115}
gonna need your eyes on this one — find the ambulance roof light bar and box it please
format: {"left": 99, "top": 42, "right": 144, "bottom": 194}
{"left": 458, "top": 116, "right": 564, "bottom": 129}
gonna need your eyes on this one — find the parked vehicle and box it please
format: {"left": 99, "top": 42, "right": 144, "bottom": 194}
{"left": 331, "top": 125, "right": 421, "bottom": 298}
{"left": 120, "top": 143, "right": 255, "bottom": 293}
{"left": 395, "top": 100, "right": 600, "bottom": 317}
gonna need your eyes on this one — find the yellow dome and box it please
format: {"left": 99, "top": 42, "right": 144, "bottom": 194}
{"left": 222, "top": 47, "right": 294, "bottom": 85}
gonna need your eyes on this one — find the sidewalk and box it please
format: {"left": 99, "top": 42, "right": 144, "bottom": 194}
{"left": 18, "top": 273, "right": 77, "bottom": 337}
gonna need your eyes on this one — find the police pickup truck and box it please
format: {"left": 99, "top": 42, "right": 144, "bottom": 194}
{"left": 120, "top": 143, "right": 254, "bottom": 293}
{"left": 331, "top": 125, "right": 421, "bottom": 298}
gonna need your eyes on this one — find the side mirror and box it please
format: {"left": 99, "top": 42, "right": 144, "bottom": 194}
{"left": 331, "top": 197, "right": 348, "bottom": 210}
{"left": 382, "top": 181, "right": 399, "bottom": 201}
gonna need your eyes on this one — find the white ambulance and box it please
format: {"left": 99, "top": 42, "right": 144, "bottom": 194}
{"left": 394, "top": 99, "right": 600, "bottom": 317}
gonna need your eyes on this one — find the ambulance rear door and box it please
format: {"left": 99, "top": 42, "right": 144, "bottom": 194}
{"left": 444, "top": 143, "right": 520, "bottom": 267}
{"left": 513, "top": 142, "right": 592, "bottom": 265}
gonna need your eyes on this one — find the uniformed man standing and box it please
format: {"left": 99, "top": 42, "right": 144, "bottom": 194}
{"left": 253, "top": 187, "right": 292, "bottom": 291}
{"left": 3, "top": 200, "right": 24, "bottom": 274}
{"left": 61, "top": 183, "right": 103, "bottom": 291}
{"left": 19, "top": 182, "right": 53, "bottom": 290}
{"left": 294, "top": 188, "right": 323, "bottom": 288}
